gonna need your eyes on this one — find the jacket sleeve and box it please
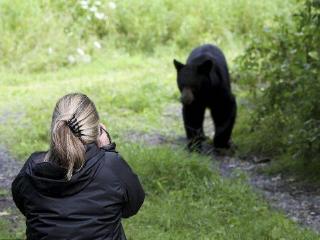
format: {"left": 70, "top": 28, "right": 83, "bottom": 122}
{"left": 11, "top": 159, "right": 29, "bottom": 216}
{"left": 111, "top": 154, "right": 145, "bottom": 218}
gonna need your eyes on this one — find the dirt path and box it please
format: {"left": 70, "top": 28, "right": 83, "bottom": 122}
{"left": 0, "top": 146, "right": 22, "bottom": 189}
{"left": 0, "top": 145, "right": 24, "bottom": 232}
{"left": 218, "top": 155, "right": 320, "bottom": 233}
{"left": 0, "top": 145, "right": 22, "bottom": 210}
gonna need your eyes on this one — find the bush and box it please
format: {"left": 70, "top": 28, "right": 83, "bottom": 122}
{"left": 235, "top": 0, "right": 320, "bottom": 176}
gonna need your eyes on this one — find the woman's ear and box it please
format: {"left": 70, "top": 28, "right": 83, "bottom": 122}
{"left": 173, "top": 59, "right": 185, "bottom": 72}
{"left": 97, "top": 123, "right": 111, "bottom": 147}
{"left": 197, "top": 60, "right": 213, "bottom": 75}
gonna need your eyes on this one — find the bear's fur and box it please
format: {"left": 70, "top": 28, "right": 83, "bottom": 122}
{"left": 173, "top": 44, "right": 237, "bottom": 151}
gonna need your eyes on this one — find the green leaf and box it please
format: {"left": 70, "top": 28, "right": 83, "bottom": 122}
{"left": 308, "top": 51, "right": 319, "bottom": 60}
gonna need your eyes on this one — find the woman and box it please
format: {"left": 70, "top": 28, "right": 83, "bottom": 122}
{"left": 12, "top": 93, "right": 145, "bottom": 240}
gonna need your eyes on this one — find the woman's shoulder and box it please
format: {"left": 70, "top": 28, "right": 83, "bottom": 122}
{"left": 11, "top": 152, "right": 47, "bottom": 198}
{"left": 99, "top": 144, "right": 132, "bottom": 176}
{"left": 28, "top": 151, "right": 47, "bottom": 163}
{"left": 100, "top": 143, "right": 120, "bottom": 163}
{"left": 16, "top": 151, "right": 47, "bottom": 175}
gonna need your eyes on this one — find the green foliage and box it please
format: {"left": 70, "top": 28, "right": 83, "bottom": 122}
{"left": 235, "top": 0, "right": 320, "bottom": 178}
{"left": 0, "top": 0, "right": 293, "bottom": 72}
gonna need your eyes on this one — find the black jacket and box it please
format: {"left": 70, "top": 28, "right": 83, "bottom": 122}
{"left": 11, "top": 143, "right": 145, "bottom": 240}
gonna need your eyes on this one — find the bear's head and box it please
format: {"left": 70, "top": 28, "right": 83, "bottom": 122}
{"left": 173, "top": 59, "right": 212, "bottom": 105}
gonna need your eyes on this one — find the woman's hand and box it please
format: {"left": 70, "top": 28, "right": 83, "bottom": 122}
{"left": 97, "top": 123, "right": 111, "bottom": 147}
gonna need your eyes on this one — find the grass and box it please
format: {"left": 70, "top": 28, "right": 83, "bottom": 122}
{"left": 122, "top": 146, "right": 318, "bottom": 239}
{"left": 0, "top": 220, "right": 16, "bottom": 240}
{"left": 0, "top": 52, "right": 319, "bottom": 239}
{"left": 0, "top": 50, "right": 182, "bottom": 158}
{"left": 0, "top": 0, "right": 295, "bottom": 72}
{"left": 0, "top": 189, "right": 9, "bottom": 197}
{"left": 0, "top": 212, "right": 25, "bottom": 239}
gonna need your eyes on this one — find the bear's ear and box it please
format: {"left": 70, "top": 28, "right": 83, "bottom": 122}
{"left": 197, "top": 60, "right": 213, "bottom": 75}
{"left": 173, "top": 59, "right": 185, "bottom": 72}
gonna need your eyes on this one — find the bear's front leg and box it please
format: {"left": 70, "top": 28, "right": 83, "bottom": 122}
{"left": 211, "top": 96, "right": 237, "bottom": 149}
{"left": 182, "top": 102, "right": 206, "bottom": 152}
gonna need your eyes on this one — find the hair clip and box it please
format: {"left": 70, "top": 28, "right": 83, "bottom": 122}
{"left": 67, "top": 114, "right": 83, "bottom": 137}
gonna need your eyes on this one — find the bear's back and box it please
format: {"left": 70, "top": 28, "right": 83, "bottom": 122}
{"left": 187, "top": 44, "right": 225, "bottom": 65}
{"left": 187, "top": 44, "right": 230, "bottom": 90}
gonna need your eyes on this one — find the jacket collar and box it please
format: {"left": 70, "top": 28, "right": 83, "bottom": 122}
{"left": 26, "top": 142, "right": 105, "bottom": 197}
{"left": 85, "top": 142, "right": 101, "bottom": 160}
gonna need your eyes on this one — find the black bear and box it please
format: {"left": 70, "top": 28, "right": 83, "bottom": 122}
{"left": 173, "top": 44, "right": 237, "bottom": 152}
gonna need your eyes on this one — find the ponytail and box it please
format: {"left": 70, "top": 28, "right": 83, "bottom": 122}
{"left": 50, "top": 120, "right": 85, "bottom": 180}
{"left": 47, "top": 93, "right": 100, "bottom": 180}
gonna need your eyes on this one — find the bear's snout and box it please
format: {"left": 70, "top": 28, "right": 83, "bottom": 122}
{"left": 180, "top": 88, "right": 194, "bottom": 105}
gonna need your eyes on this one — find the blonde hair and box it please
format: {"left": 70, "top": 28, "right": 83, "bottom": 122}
{"left": 47, "top": 93, "right": 100, "bottom": 180}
